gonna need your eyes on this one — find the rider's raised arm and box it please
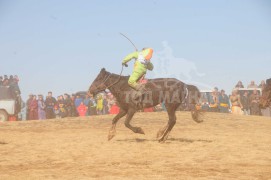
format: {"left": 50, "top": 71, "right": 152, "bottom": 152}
{"left": 122, "top": 51, "right": 138, "bottom": 64}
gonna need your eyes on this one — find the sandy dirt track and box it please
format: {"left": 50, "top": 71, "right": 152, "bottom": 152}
{"left": 0, "top": 112, "right": 271, "bottom": 180}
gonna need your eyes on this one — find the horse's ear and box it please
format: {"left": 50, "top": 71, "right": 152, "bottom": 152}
{"left": 101, "top": 68, "right": 106, "bottom": 72}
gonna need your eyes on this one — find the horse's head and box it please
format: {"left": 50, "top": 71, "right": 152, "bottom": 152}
{"left": 88, "top": 68, "right": 109, "bottom": 96}
{"left": 259, "top": 83, "right": 271, "bottom": 108}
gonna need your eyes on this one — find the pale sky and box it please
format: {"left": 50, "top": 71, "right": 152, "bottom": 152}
{"left": 0, "top": 0, "right": 270, "bottom": 100}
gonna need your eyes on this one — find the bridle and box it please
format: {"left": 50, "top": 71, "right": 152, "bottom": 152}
{"left": 90, "top": 66, "right": 124, "bottom": 94}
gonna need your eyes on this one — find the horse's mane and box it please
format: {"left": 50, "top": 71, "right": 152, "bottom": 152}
{"left": 105, "top": 71, "right": 130, "bottom": 81}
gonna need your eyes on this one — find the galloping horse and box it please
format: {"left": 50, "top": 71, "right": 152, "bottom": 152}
{"left": 260, "top": 78, "right": 271, "bottom": 108}
{"left": 88, "top": 68, "right": 202, "bottom": 142}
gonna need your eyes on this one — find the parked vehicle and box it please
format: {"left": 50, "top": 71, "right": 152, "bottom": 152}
{"left": 75, "top": 91, "right": 87, "bottom": 98}
{"left": 0, "top": 86, "right": 22, "bottom": 121}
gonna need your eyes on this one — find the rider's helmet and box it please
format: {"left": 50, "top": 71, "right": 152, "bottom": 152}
{"left": 142, "top": 48, "right": 153, "bottom": 61}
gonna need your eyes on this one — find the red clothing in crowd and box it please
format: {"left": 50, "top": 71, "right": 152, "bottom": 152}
{"left": 110, "top": 105, "right": 119, "bottom": 114}
{"left": 77, "top": 103, "right": 88, "bottom": 116}
{"left": 29, "top": 99, "right": 38, "bottom": 120}
{"left": 144, "top": 107, "right": 154, "bottom": 112}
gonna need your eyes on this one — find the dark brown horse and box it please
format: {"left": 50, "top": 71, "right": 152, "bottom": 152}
{"left": 88, "top": 68, "right": 202, "bottom": 142}
{"left": 260, "top": 78, "right": 271, "bottom": 108}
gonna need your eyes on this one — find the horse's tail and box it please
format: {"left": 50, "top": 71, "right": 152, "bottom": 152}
{"left": 185, "top": 84, "right": 203, "bottom": 123}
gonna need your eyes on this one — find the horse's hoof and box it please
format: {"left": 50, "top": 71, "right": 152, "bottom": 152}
{"left": 158, "top": 132, "right": 170, "bottom": 143}
{"left": 108, "top": 133, "right": 115, "bottom": 141}
{"left": 136, "top": 127, "right": 145, "bottom": 135}
{"left": 156, "top": 131, "right": 163, "bottom": 139}
{"left": 194, "top": 118, "right": 203, "bottom": 123}
{"left": 158, "top": 138, "right": 166, "bottom": 143}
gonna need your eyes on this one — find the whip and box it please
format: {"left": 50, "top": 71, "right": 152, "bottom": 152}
{"left": 120, "top": 33, "right": 138, "bottom": 67}
{"left": 120, "top": 33, "right": 138, "bottom": 51}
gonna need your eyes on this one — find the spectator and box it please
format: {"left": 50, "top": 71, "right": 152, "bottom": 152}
{"left": 88, "top": 94, "right": 97, "bottom": 116}
{"left": 45, "top": 91, "right": 57, "bottom": 119}
{"left": 74, "top": 95, "right": 83, "bottom": 108}
{"left": 13, "top": 90, "right": 22, "bottom": 115}
{"left": 0, "top": 76, "right": 3, "bottom": 86}
{"left": 14, "top": 75, "right": 19, "bottom": 84}
{"left": 3, "top": 75, "right": 9, "bottom": 86}
{"left": 247, "top": 81, "right": 258, "bottom": 88}
{"left": 83, "top": 95, "right": 90, "bottom": 116}
{"left": 64, "top": 93, "right": 72, "bottom": 117}
{"left": 209, "top": 87, "right": 219, "bottom": 112}
{"left": 29, "top": 95, "right": 38, "bottom": 120}
{"left": 258, "top": 80, "right": 266, "bottom": 90}
{"left": 77, "top": 102, "right": 88, "bottom": 116}
{"left": 249, "top": 89, "right": 261, "bottom": 115}
{"left": 74, "top": 95, "right": 83, "bottom": 114}
{"left": 107, "top": 93, "right": 115, "bottom": 111}
{"left": 38, "top": 95, "right": 46, "bottom": 120}
{"left": 241, "top": 91, "right": 250, "bottom": 115}
{"left": 9, "top": 76, "right": 21, "bottom": 96}
{"left": 218, "top": 89, "right": 230, "bottom": 113}
{"left": 201, "top": 98, "right": 210, "bottom": 112}
{"left": 8, "top": 75, "right": 14, "bottom": 84}
{"left": 230, "top": 89, "right": 243, "bottom": 115}
{"left": 103, "top": 95, "right": 109, "bottom": 115}
{"left": 70, "top": 94, "right": 77, "bottom": 117}
{"left": 18, "top": 102, "right": 27, "bottom": 121}
{"left": 235, "top": 81, "right": 244, "bottom": 88}
{"left": 96, "top": 94, "right": 104, "bottom": 115}
{"left": 54, "top": 105, "right": 61, "bottom": 119}
{"left": 58, "top": 95, "right": 67, "bottom": 118}
{"left": 26, "top": 94, "right": 33, "bottom": 120}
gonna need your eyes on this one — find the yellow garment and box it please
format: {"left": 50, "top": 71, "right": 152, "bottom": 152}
{"left": 96, "top": 97, "right": 103, "bottom": 111}
{"left": 220, "top": 103, "right": 229, "bottom": 108}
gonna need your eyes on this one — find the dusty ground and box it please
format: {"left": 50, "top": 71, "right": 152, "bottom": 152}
{"left": 0, "top": 112, "right": 271, "bottom": 180}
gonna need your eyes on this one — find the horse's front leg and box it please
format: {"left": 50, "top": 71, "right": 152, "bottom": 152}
{"left": 124, "top": 108, "right": 145, "bottom": 134}
{"left": 108, "top": 108, "right": 127, "bottom": 141}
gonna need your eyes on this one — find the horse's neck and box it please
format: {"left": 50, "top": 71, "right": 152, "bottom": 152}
{"left": 105, "top": 74, "right": 123, "bottom": 95}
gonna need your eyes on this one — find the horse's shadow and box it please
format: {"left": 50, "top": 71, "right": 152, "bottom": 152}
{"left": 116, "top": 138, "right": 212, "bottom": 143}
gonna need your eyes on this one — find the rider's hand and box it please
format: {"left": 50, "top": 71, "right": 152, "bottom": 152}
{"left": 122, "top": 63, "right": 128, "bottom": 67}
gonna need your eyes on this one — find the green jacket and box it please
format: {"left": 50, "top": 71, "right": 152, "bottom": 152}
{"left": 122, "top": 51, "right": 154, "bottom": 73}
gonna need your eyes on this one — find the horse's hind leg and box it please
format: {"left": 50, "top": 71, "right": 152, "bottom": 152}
{"left": 157, "top": 104, "right": 178, "bottom": 143}
{"left": 124, "top": 108, "right": 145, "bottom": 135}
{"left": 108, "top": 108, "right": 127, "bottom": 141}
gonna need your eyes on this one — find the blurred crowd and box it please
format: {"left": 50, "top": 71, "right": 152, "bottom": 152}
{"left": 22, "top": 91, "right": 166, "bottom": 121}
{"left": 5, "top": 77, "right": 269, "bottom": 120}
{"left": 23, "top": 92, "right": 115, "bottom": 120}
{"left": 199, "top": 80, "right": 270, "bottom": 116}
{"left": 0, "top": 75, "right": 21, "bottom": 95}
